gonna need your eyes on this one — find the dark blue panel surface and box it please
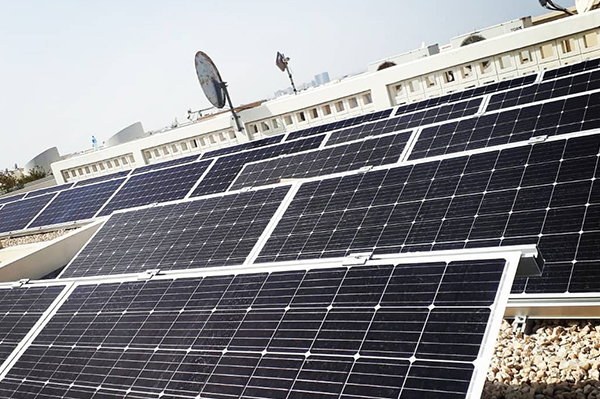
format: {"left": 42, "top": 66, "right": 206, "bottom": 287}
{"left": 132, "top": 154, "right": 200, "bottom": 175}
{"left": 0, "top": 193, "right": 25, "bottom": 205}
{"left": 29, "top": 179, "right": 125, "bottom": 228}
{"left": 74, "top": 170, "right": 131, "bottom": 187}
{"left": 23, "top": 183, "right": 73, "bottom": 199}
{"left": 200, "top": 135, "right": 284, "bottom": 160}
{"left": 0, "top": 194, "right": 54, "bottom": 233}
{"left": 543, "top": 57, "right": 600, "bottom": 80}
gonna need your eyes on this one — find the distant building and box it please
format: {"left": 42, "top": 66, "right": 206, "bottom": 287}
{"left": 314, "top": 72, "right": 330, "bottom": 86}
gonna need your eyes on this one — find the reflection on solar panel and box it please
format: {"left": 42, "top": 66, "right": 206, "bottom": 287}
{"left": 0, "top": 285, "right": 64, "bottom": 366}
{"left": 0, "top": 194, "right": 54, "bottom": 233}
{"left": 200, "top": 135, "right": 284, "bottom": 160}
{"left": 98, "top": 161, "right": 211, "bottom": 217}
{"left": 258, "top": 134, "right": 600, "bottom": 295}
{"left": 23, "top": 183, "right": 73, "bottom": 199}
{"left": 285, "top": 109, "right": 393, "bottom": 142}
{"left": 409, "top": 92, "right": 599, "bottom": 160}
{"left": 73, "top": 170, "right": 131, "bottom": 187}
{"left": 543, "top": 58, "right": 600, "bottom": 81}
{"left": 29, "top": 179, "right": 125, "bottom": 228}
{"left": 0, "top": 255, "right": 514, "bottom": 399}
{"left": 0, "top": 194, "right": 25, "bottom": 206}
{"left": 132, "top": 154, "right": 199, "bottom": 175}
{"left": 192, "top": 135, "right": 325, "bottom": 197}
{"left": 487, "top": 69, "right": 600, "bottom": 110}
{"left": 230, "top": 131, "right": 412, "bottom": 191}
{"left": 61, "top": 186, "right": 290, "bottom": 278}
{"left": 395, "top": 74, "right": 537, "bottom": 114}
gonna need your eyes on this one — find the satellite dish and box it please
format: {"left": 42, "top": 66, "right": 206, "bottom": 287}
{"left": 576, "top": 0, "right": 596, "bottom": 13}
{"left": 194, "top": 51, "right": 226, "bottom": 109}
{"left": 275, "top": 51, "right": 297, "bottom": 94}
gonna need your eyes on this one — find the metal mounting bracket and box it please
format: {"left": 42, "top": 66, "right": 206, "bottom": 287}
{"left": 138, "top": 269, "right": 161, "bottom": 281}
{"left": 342, "top": 252, "right": 374, "bottom": 266}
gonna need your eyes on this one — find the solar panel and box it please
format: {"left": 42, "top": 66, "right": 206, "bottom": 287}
{"left": 409, "top": 92, "right": 599, "bottom": 160}
{"left": 60, "top": 185, "right": 291, "bottom": 278}
{"left": 98, "top": 161, "right": 212, "bottom": 217}
{"left": 395, "top": 74, "right": 537, "bottom": 114}
{"left": 487, "top": 68, "right": 600, "bottom": 111}
{"left": 0, "top": 194, "right": 25, "bottom": 206}
{"left": 23, "top": 183, "right": 73, "bottom": 199}
{"left": 200, "top": 135, "right": 284, "bottom": 160}
{"left": 230, "top": 130, "right": 413, "bottom": 191}
{"left": 74, "top": 170, "right": 131, "bottom": 187}
{"left": 0, "top": 285, "right": 65, "bottom": 367}
{"left": 28, "top": 179, "right": 126, "bottom": 228}
{"left": 0, "top": 253, "right": 517, "bottom": 399}
{"left": 542, "top": 57, "right": 600, "bottom": 81}
{"left": 285, "top": 109, "right": 393, "bottom": 142}
{"left": 191, "top": 135, "right": 325, "bottom": 197}
{"left": 132, "top": 154, "right": 200, "bottom": 175}
{"left": 256, "top": 133, "right": 600, "bottom": 295}
{"left": 0, "top": 194, "right": 55, "bottom": 234}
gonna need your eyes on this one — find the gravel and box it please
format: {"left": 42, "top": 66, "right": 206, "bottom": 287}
{"left": 0, "top": 229, "right": 73, "bottom": 248}
{"left": 483, "top": 319, "right": 600, "bottom": 399}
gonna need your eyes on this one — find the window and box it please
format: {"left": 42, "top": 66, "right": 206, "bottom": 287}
{"left": 154, "top": 149, "right": 160, "bottom": 157}
{"left": 199, "top": 137, "right": 206, "bottom": 146}
{"left": 129, "top": 155, "right": 135, "bottom": 163}
{"left": 228, "top": 131, "right": 236, "bottom": 140}
{"left": 297, "top": 111, "right": 306, "bottom": 122}
{"left": 561, "top": 38, "right": 575, "bottom": 53}
{"left": 92, "top": 165, "right": 98, "bottom": 172}
{"left": 250, "top": 124, "right": 259, "bottom": 134}
{"left": 584, "top": 32, "right": 599, "bottom": 48}
{"left": 322, "top": 104, "right": 332, "bottom": 115}
{"left": 335, "top": 101, "right": 345, "bottom": 112}
{"left": 498, "top": 54, "right": 512, "bottom": 70}
{"left": 394, "top": 83, "right": 404, "bottom": 96}
{"left": 518, "top": 50, "right": 533, "bottom": 64}
{"left": 408, "top": 79, "right": 421, "bottom": 93}
{"left": 460, "top": 65, "right": 474, "bottom": 79}
{"left": 218, "top": 132, "right": 226, "bottom": 141}
{"left": 171, "top": 145, "right": 178, "bottom": 153}
{"left": 362, "top": 93, "right": 372, "bottom": 104}
{"left": 181, "top": 142, "right": 188, "bottom": 151}
{"left": 114, "top": 159, "right": 120, "bottom": 167}
{"left": 310, "top": 108, "right": 319, "bottom": 118}
{"left": 443, "top": 70, "right": 455, "bottom": 83}
{"left": 106, "top": 162, "right": 113, "bottom": 169}
{"left": 121, "top": 157, "right": 128, "bottom": 165}
{"left": 209, "top": 135, "right": 216, "bottom": 144}
{"left": 191, "top": 139, "right": 198, "bottom": 149}
{"left": 260, "top": 122, "right": 271, "bottom": 131}
{"left": 99, "top": 163, "right": 105, "bottom": 170}
{"left": 540, "top": 43, "right": 554, "bottom": 59}
{"left": 425, "top": 75, "right": 437, "bottom": 87}
{"left": 348, "top": 98, "right": 359, "bottom": 108}
{"left": 272, "top": 118, "right": 280, "bottom": 129}
{"left": 480, "top": 60, "right": 493, "bottom": 74}
{"left": 284, "top": 115, "right": 293, "bottom": 125}
{"left": 162, "top": 147, "right": 169, "bottom": 156}
{"left": 84, "top": 166, "right": 90, "bottom": 174}
{"left": 63, "top": 171, "right": 70, "bottom": 181}
{"left": 146, "top": 151, "right": 152, "bottom": 159}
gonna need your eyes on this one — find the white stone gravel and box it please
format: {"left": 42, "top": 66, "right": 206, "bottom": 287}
{"left": 483, "top": 319, "right": 600, "bottom": 399}
{"left": 0, "top": 229, "right": 73, "bottom": 248}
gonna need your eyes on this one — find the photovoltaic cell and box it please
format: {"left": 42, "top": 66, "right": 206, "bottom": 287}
{"left": 61, "top": 186, "right": 290, "bottom": 278}
{"left": 191, "top": 135, "right": 324, "bottom": 197}
{"left": 409, "top": 92, "right": 600, "bottom": 160}
{"left": 0, "top": 194, "right": 25, "bottom": 205}
{"left": 543, "top": 58, "right": 600, "bottom": 81}
{"left": 0, "top": 285, "right": 64, "bottom": 367}
{"left": 132, "top": 154, "right": 200, "bottom": 175}
{"left": 285, "top": 109, "right": 393, "bottom": 142}
{"left": 200, "top": 135, "right": 284, "bottom": 160}
{"left": 1, "top": 257, "right": 510, "bottom": 399}
{"left": 74, "top": 170, "right": 131, "bottom": 187}
{"left": 0, "top": 194, "right": 54, "bottom": 234}
{"left": 29, "top": 179, "right": 125, "bottom": 228}
{"left": 257, "top": 134, "right": 600, "bottom": 295}
{"left": 98, "top": 161, "right": 212, "bottom": 217}
{"left": 23, "top": 183, "right": 73, "bottom": 199}
{"left": 487, "top": 68, "right": 600, "bottom": 110}
{"left": 230, "top": 131, "right": 412, "bottom": 191}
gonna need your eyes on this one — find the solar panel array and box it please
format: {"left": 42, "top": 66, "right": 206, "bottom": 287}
{"left": 0, "top": 194, "right": 25, "bottom": 206}
{"left": 200, "top": 135, "right": 284, "bottom": 160}
{"left": 1, "top": 256, "right": 512, "bottom": 399}
{"left": 98, "top": 161, "right": 212, "bottom": 217}
{"left": 0, "top": 285, "right": 65, "bottom": 366}
{"left": 29, "top": 179, "right": 125, "bottom": 228}
{"left": 0, "top": 194, "right": 54, "bottom": 234}
{"left": 230, "top": 130, "right": 412, "bottom": 191}
{"left": 62, "top": 186, "right": 290, "bottom": 278}
{"left": 23, "top": 183, "right": 73, "bottom": 199}
{"left": 73, "top": 170, "right": 131, "bottom": 187}
{"left": 543, "top": 57, "right": 600, "bottom": 80}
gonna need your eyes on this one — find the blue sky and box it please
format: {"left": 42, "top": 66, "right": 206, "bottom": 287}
{"left": 0, "top": 1, "right": 549, "bottom": 170}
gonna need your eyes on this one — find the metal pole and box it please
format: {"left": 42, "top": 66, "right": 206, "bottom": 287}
{"left": 286, "top": 65, "right": 298, "bottom": 95}
{"left": 221, "top": 82, "right": 246, "bottom": 138}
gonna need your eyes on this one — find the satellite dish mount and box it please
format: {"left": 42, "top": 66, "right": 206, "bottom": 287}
{"left": 276, "top": 52, "right": 297, "bottom": 95}
{"left": 538, "top": 0, "right": 574, "bottom": 15}
{"left": 194, "top": 51, "right": 245, "bottom": 135}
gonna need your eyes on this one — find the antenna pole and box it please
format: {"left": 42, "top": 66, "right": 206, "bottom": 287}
{"left": 221, "top": 82, "right": 247, "bottom": 139}
{"left": 286, "top": 65, "right": 298, "bottom": 95}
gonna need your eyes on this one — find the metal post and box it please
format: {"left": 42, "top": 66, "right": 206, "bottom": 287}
{"left": 221, "top": 82, "right": 247, "bottom": 139}
{"left": 286, "top": 65, "right": 298, "bottom": 95}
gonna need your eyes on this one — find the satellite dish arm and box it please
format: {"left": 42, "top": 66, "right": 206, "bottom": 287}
{"left": 286, "top": 65, "right": 298, "bottom": 95}
{"left": 220, "top": 82, "right": 245, "bottom": 136}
